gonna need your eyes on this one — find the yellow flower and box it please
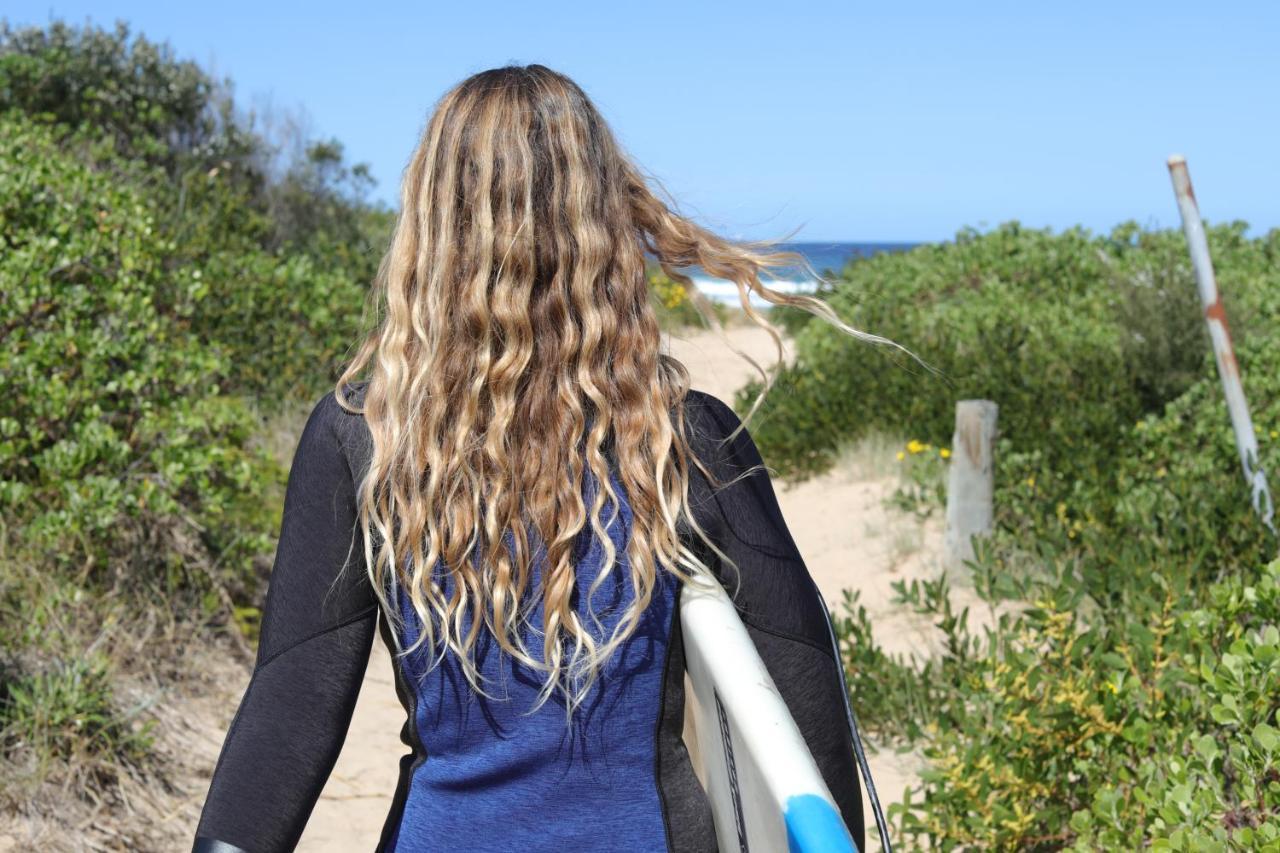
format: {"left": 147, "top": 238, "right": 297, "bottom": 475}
{"left": 1271, "top": 430, "right": 1278, "bottom": 440}
{"left": 940, "top": 448, "right": 951, "bottom": 458}
{"left": 1026, "top": 476, "right": 1036, "bottom": 488}
{"left": 649, "top": 270, "right": 688, "bottom": 308}
{"left": 896, "top": 451, "right": 905, "bottom": 461}
{"left": 907, "top": 439, "right": 926, "bottom": 455}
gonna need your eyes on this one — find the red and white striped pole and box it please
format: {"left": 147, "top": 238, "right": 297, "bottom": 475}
{"left": 1167, "top": 155, "right": 1275, "bottom": 535}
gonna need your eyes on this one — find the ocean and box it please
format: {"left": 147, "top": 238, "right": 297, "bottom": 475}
{"left": 677, "top": 241, "right": 918, "bottom": 306}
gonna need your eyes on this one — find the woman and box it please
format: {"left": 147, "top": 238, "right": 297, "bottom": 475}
{"left": 193, "top": 64, "right": 889, "bottom": 853}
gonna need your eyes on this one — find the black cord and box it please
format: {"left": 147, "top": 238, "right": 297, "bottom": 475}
{"left": 845, "top": 696, "right": 892, "bottom": 853}
{"left": 817, "top": 589, "right": 893, "bottom": 853}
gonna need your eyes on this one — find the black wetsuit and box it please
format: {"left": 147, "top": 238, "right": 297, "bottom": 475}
{"left": 193, "top": 384, "right": 867, "bottom": 852}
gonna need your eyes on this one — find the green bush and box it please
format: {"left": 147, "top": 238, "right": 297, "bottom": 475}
{"left": 829, "top": 320, "right": 1280, "bottom": 847}
{"left": 1, "top": 19, "right": 391, "bottom": 401}
{"left": 993, "top": 333, "right": 1280, "bottom": 601}
{"left": 0, "top": 21, "right": 396, "bottom": 808}
{"left": 0, "top": 112, "right": 280, "bottom": 598}
{"left": 0, "top": 18, "right": 253, "bottom": 176}
{"left": 861, "top": 556, "right": 1280, "bottom": 850}
{"left": 803, "top": 220, "right": 1280, "bottom": 847}
{"left": 743, "top": 221, "right": 1278, "bottom": 487}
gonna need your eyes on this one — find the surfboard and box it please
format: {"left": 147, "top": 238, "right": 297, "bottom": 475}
{"left": 681, "top": 576, "right": 859, "bottom": 853}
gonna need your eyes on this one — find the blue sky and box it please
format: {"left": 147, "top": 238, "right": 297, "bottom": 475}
{"left": 8, "top": 1, "right": 1278, "bottom": 241}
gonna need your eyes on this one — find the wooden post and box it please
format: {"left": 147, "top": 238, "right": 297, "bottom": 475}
{"left": 945, "top": 400, "right": 998, "bottom": 567}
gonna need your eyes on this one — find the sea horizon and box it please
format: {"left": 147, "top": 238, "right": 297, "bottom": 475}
{"left": 675, "top": 241, "right": 919, "bottom": 305}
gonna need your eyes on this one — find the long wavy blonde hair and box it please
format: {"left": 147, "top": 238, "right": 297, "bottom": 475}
{"left": 334, "top": 64, "right": 895, "bottom": 716}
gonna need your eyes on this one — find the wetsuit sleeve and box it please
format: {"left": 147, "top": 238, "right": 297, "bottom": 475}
{"left": 683, "top": 390, "right": 866, "bottom": 852}
{"left": 194, "top": 391, "right": 379, "bottom": 853}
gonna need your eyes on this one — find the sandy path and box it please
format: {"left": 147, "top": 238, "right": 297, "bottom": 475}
{"left": 291, "top": 322, "right": 942, "bottom": 850}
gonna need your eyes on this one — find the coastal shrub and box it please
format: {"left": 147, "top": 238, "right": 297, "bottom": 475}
{"left": 741, "top": 221, "right": 1278, "bottom": 487}
{"left": 0, "top": 18, "right": 255, "bottom": 176}
{"left": 0, "top": 21, "right": 395, "bottom": 817}
{"left": 806, "top": 221, "right": 1280, "bottom": 846}
{"left": 830, "top": 301, "right": 1280, "bottom": 848}
{"left": 835, "top": 570, "right": 977, "bottom": 743}
{"left": 0, "top": 112, "right": 281, "bottom": 601}
{"left": 0, "top": 109, "right": 290, "bottom": 798}
{"left": 994, "top": 333, "right": 1280, "bottom": 596}
{"left": 860, "top": 556, "right": 1280, "bottom": 850}
{"left": 1, "top": 19, "right": 390, "bottom": 403}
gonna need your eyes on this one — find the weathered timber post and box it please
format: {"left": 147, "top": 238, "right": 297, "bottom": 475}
{"left": 945, "top": 400, "right": 999, "bottom": 567}
{"left": 1167, "top": 155, "right": 1275, "bottom": 535}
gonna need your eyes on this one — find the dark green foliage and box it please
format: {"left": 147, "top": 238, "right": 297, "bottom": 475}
{"left": 0, "top": 19, "right": 389, "bottom": 800}
{"left": 0, "top": 113, "right": 281, "bottom": 597}
{"left": 995, "top": 334, "right": 1280, "bottom": 591}
{"left": 0, "top": 18, "right": 262, "bottom": 193}
{"left": 266, "top": 138, "right": 384, "bottom": 252}
{"left": 0, "top": 17, "right": 394, "bottom": 298}
{"left": 1, "top": 19, "right": 217, "bottom": 158}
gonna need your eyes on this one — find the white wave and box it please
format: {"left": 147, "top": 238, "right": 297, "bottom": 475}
{"left": 686, "top": 275, "right": 820, "bottom": 307}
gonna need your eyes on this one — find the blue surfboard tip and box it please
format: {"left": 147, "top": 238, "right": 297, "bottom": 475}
{"left": 784, "top": 794, "right": 858, "bottom": 853}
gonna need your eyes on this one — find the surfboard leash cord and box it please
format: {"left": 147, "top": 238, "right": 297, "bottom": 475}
{"left": 816, "top": 588, "right": 894, "bottom": 853}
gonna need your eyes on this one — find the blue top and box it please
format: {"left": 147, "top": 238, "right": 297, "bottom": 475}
{"left": 385, "top": 467, "right": 675, "bottom": 851}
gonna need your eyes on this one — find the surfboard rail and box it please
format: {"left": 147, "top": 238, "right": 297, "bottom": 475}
{"left": 680, "top": 576, "right": 859, "bottom": 853}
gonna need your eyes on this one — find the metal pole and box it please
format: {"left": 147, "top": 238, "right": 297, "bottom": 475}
{"left": 1166, "top": 155, "right": 1275, "bottom": 535}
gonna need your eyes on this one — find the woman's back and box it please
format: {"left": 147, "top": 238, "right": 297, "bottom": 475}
{"left": 193, "top": 62, "right": 880, "bottom": 853}
{"left": 384, "top": 446, "right": 680, "bottom": 850}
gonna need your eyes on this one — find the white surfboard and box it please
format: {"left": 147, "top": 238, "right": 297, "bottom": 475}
{"left": 681, "top": 577, "right": 859, "bottom": 853}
